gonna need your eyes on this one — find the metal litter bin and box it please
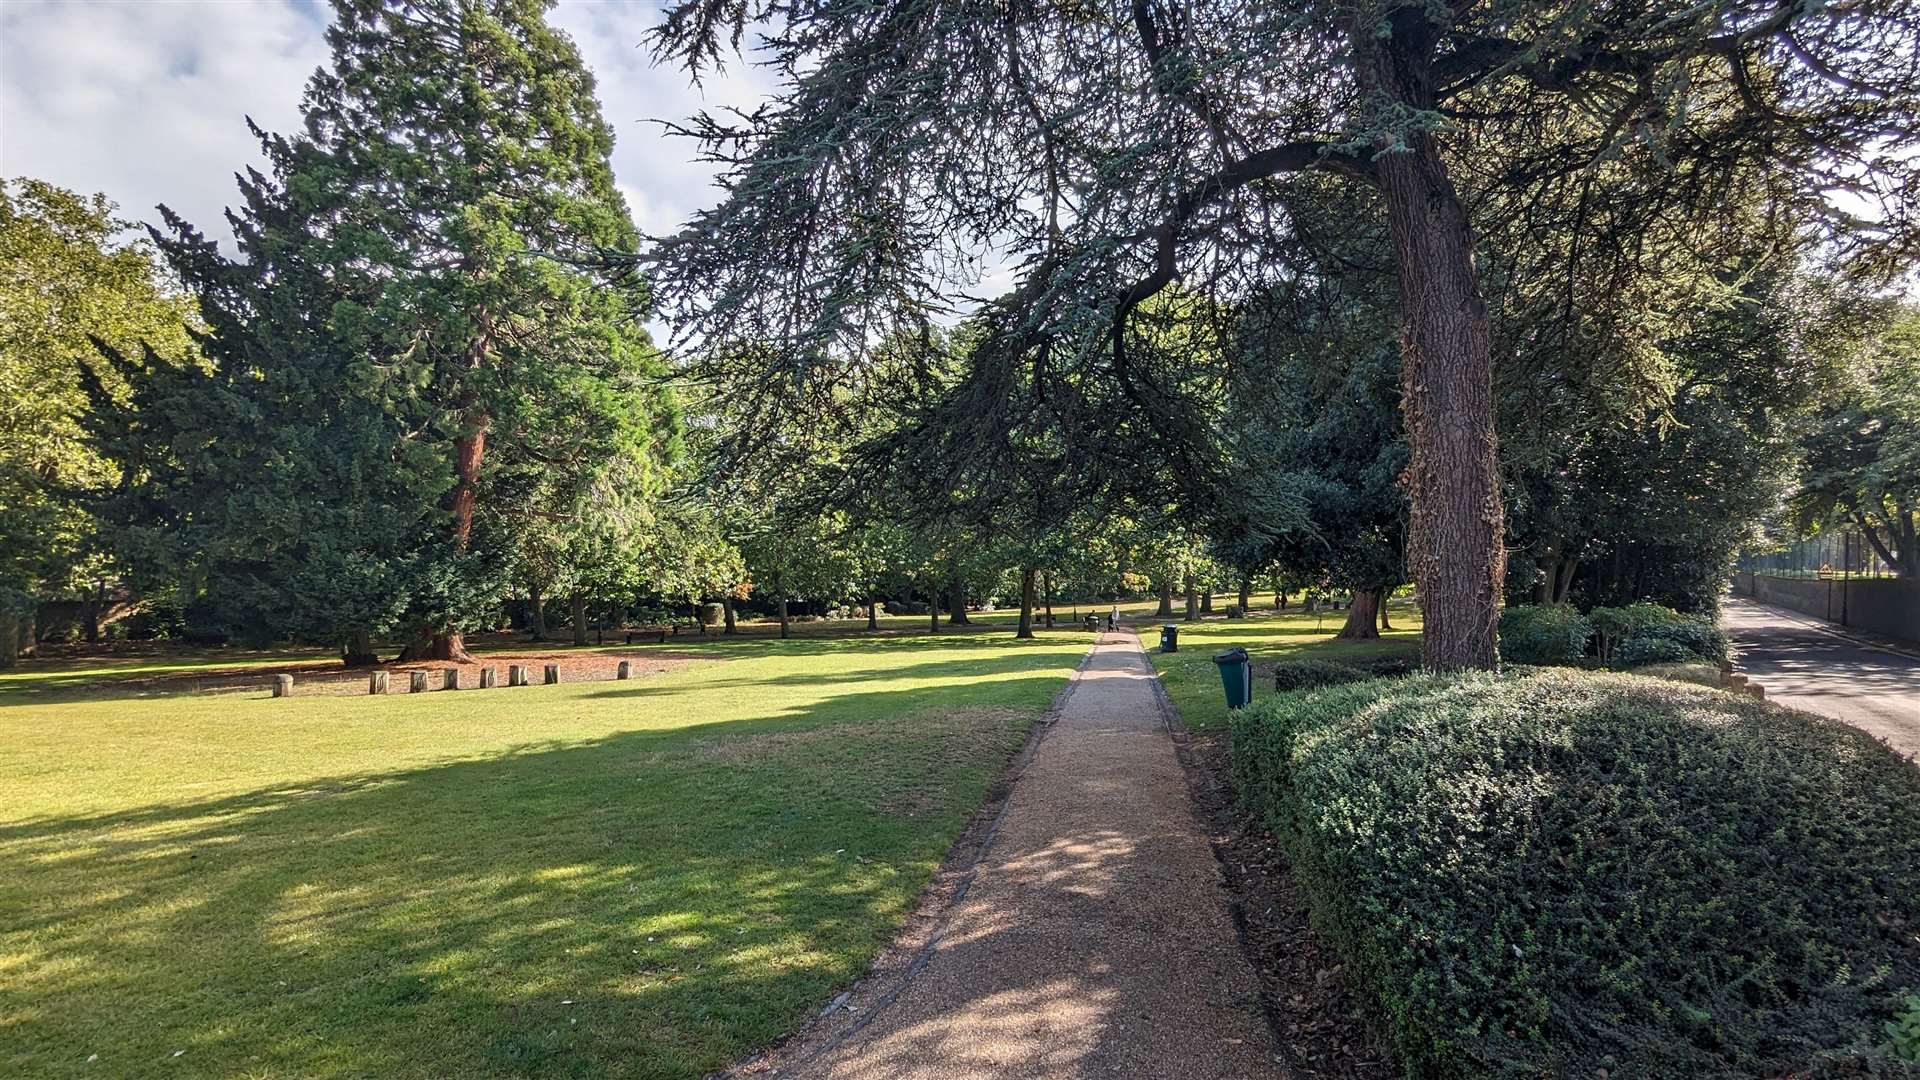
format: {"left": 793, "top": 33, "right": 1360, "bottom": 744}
{"left": 1160, "top": 623, "right": 1178, "bottom": 652}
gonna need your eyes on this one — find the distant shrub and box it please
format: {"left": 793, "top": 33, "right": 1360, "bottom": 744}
{"left": 1270, "top": 658, "right": 1374, "bottom": 692}
{"left": 1497, "top": 604, "right": 1591, "bottom": 664}
{"left": 1614, "top": 634, "right": 1694, "bottom": 666}
{"left": 1628, "top": 616, "right": 1730, "bottom": 666}
{"left": 1230, "top": 671, "right": 1920, "bottom": 1078}
{"left": 697, "top": 602, "right": 724, "bottom": 626}
{"left": 1589, "top": 602, "right": 1673, "bottom": 660}
{"left": 1890, "top": 994, "right": 1920, "bottom": 1062}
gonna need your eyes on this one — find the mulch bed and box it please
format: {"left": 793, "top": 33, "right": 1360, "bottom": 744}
{"left": 254, "top": 648, "right": 706, "bottom": 697}
{"left": 1173, "top": 728, "right": 1395, "bottom": 1079}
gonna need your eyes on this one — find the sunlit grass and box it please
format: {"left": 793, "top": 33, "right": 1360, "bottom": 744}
{"left": 0, "top": 628, "right": 1088, "bottom": 1078}
{"left": 1137, "top": 594, "right": 1423, "bottom": 729}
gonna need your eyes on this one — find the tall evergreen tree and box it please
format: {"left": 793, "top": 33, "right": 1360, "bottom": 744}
{"left": 94, "top": 0, "right": 672, "bottom": 661}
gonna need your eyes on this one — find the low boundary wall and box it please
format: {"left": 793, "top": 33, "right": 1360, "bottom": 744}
{"left": 1733, "top": 572, "right": 1920, "bottom": 645}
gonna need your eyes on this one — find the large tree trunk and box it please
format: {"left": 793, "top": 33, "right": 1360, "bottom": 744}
{"left": 396, "top": 629, "right": 475, "bottom": 664}
{"left": 341, "top": 629, "right": 379, "bottom": 667}
{"left": 1367, "top": 14, "right": 1503, "bottom": 671}
{"left": 1237, "top": 577, "right": 1252, "bottom": 614}
{"left": 1200, "top": 588, "right": 1213, "bottom": 614}
{"left": 867, "top": 589, "right": 880, "bottom": 630}
{"left": 947, "top": 576, "right": 970, "bottom": 625}
{"left": 1043, "top": 572, "right": 1055, "bottom": 627}
{"left": 1338, "top": 588, "right": 1382, "bottom": 640}
{"left": 570, "top": 593, "right": 588, "bottom": 646}
{"left": 83, "top": 583, "right": 102, "bottom": 644}
{"left": 723, "top": 595, "right": 738, "bottom": 634}
{"left": 1184, "top": 577, "right": 1198, "bottom": 621}
{"left": 1016, "top": 566, "right": 1037, "bottom": 639}
{"left": 528, "top": 581, "right": 547, "bottom": 640}
{"left": 1156, "top": 577, "right": 1174, "bottom": 617}
{"left": 928, "top": 598, "right": 940, "bottom": 634}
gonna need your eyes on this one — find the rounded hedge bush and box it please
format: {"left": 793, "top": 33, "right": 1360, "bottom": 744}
{"left": 1269, "top": 658, "right": 1376, "bottom": 692}
{"left": 1614, "top": 634, "right": 1695, "bottom": 667}
{"left": 1230, "top": 670, "right": 1920, "bottom": 1078}
{"left": 1497, "top": 604, "right": 1592, "bottom": 664}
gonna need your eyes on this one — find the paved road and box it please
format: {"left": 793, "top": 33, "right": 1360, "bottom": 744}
{"left": 1723, "top": 597, "right": 1920, "bottom": 759}
{"left": 794, "top": 631, "right": 1281, "bottom": 1080}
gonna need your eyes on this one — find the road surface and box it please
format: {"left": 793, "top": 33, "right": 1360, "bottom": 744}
{"left": 1723, "top": 597, "right": 1920, "bottom": 759}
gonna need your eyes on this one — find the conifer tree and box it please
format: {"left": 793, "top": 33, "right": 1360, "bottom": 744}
{"left": 96, "top": 0, "right": 672, "bottom": 661}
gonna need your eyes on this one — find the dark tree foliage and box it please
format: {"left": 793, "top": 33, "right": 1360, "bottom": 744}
{"left": 642, "top": 0, "right": 1919, "bottom": 670}
{"left": 87, "top": 0, "right": 671, "bottom": 660}
{"left": 1228, "top": 282, "right": 1408, "bottom": 638}
{"left": 1503, "top": 266, "right": 1832, "bottom": 614}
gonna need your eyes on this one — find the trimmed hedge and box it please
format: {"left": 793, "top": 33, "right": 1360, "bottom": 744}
{"left": 1497, "top": 604, "right": 1591, "bottom": 664}
{"left": 1270, "top": 658, "right": 1377, "bottom": 692}
{"left": 1231, "top": 670, "right": 1920, "bottom": 1078}
{"left": 1614, "top": 634, "right": 1695, "bottom": 666}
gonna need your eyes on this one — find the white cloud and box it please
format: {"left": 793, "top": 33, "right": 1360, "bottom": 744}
{"left": 1, "top": 0, "right": 328, "bottom": 249}
{"left": 0, "top": 0, "right": 775, "bottom": 252}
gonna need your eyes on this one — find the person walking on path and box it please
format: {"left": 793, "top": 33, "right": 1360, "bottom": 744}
{"left": 776, "top": 630, "right": 1282, "bottom": 1079}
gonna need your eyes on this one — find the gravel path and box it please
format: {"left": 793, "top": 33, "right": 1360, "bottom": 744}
{"left": 793, "top": 630, "right": 1283, "bottom": 1079}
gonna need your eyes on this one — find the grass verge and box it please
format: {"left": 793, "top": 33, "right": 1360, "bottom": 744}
{"left": 1135, "top": 599, "right": 1422, "bottom": 730}
{"left": 0, "top": 629, "right": 1087, "bottom": 1078}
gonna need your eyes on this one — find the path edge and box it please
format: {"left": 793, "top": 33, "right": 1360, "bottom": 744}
{"left": 707, "top": 638, "right": 1098, "bottom": 1079}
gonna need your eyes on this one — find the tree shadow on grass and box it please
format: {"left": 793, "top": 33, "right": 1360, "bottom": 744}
{"left": 0, "top": 676, "right": 1067, "bottom": 1079}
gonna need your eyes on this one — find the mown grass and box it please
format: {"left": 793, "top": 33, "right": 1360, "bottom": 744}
{"left": 0, "top": 627, "right": 1089, "bottom": 1078}
{"left": 1135, "top": 595, "right": 1423, "bottom": 730}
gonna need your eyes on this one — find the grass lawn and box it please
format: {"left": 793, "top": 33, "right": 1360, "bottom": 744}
{"left": 0, "top": 627, "right": 1090, "bottom": 1078}
{"left": 1137, "top": 596, "right": 1423, "bottom": 730}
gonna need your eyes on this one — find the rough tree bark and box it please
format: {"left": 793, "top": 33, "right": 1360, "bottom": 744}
{"left": 1017, "top": 566, "right": 1037, "bottom": 639}
{"left": 1184, "top": 577, "right": 1198, "bottom": 622}
{"left": 570, "top": 593, "right": 588, "bottom": 646}
{"left": 947, "top": 575, "right": 971, "bottom": 625}
{"left": 867, "top": 589, "right": 880, "bottom": 631}
{"left": 529, "top": 581, "right": 547, "bottom": 640}
{"left": 723, "top": 595, "right": 737, "bottom": 634}
{"left": 928, "top": 598, "right": 940, "bottom": 634}
{"left": 341, "top": 629, "right": 379, "bottom": 668}
{"left": 1156, "top": 577, "right": 1174, "bottom": 617}
{"left": 1237, "top": 576, "right": 1253, "bottom": 614}
{"left": 1365, "top": 12, "right": 1504, "bottom": 670}
{"left": 1339, "top": 588, "right": 1381, "bottom": 639}
{"left": 1200, "top": 588, "right": 1213, "bottom": 614}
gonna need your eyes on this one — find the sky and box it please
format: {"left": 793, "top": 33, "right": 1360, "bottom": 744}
{"left": 0, "top": 0, "right": 779, "bottom": 253}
